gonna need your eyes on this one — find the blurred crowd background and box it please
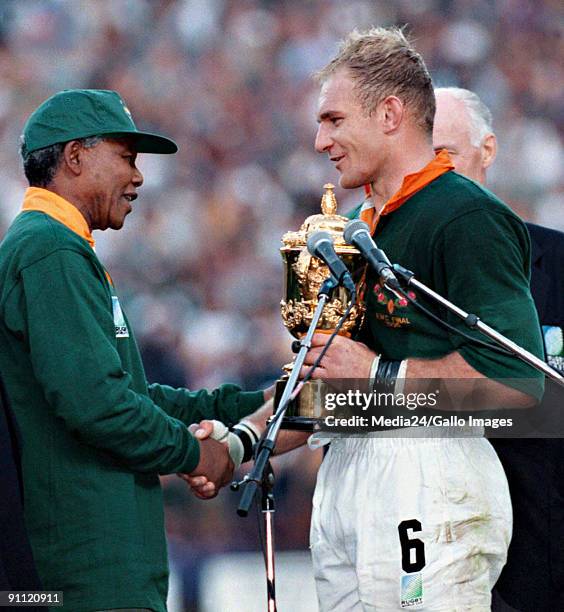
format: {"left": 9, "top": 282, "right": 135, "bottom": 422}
{"left": 0, "top": 0, "right": 562, "bottom": 609}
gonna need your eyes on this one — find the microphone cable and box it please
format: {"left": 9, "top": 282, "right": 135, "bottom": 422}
{"left": 264, "top": 295, "right": 356, "bottom": 434}
{"left": 344, "top": 219, "right": 513, "bottom": 356}
{"left": 386, "top": 283, "right": 513, "bottom": 356}
{"left": 253, "top": 294, "right": 356, "bottom": 574}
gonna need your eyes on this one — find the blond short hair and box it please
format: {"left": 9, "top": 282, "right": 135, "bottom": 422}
{"left": 316, "top": 27, "right": 435, "bottom": 134}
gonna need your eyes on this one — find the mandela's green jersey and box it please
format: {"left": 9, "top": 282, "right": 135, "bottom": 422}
{"left": 0, "top": 188, "right": 263, "bottom": 611}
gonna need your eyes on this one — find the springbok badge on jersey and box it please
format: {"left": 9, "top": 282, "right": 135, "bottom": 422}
{"left": 112, "top": 296, "right": 129, "bottom": 338}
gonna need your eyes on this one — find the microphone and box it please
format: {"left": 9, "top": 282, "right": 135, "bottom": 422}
{"left": 306, "top": 231, "right": 356, "bottom": 295}
{"left": 343, "top": 219, "right": 401, "bottom": 289}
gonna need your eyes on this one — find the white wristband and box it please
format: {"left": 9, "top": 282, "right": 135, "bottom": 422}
{"left": 207, "top": 420, "right": 244, "bottom": 469}
{"left": 232, "top": 420, "right": 261, "bottom": 463}
{"left": 233, "top": 420, "right": 261, "bottom": 443}
{"left": 369, "top": 355, "right": 381, "bottom": 387}
{"left": 394, "top": 359, "right": 409, "bottom": 397}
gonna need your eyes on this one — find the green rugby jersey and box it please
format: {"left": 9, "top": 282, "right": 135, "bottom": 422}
{"left": 0, "top": 189, "right": 263, "bottom": 611}
{"left": 351, "top": 171, "right": 544, "bottom": 398}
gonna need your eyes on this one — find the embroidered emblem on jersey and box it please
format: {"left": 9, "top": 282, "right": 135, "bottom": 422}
{"left": 373, "top": 284, "right": 416, "bottom": 328}
{"left": 543, "top": 325, "right": 564, "bottom": 374}
{"left": 112, "top": 296, "right": 129, "bottom": 338}
{"left": 400, "top": 573, "right": 423, "bottom": 607}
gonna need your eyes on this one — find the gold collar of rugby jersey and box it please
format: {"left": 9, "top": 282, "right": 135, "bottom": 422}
{"left": 22, "top": 187, "right": 95, "bottom": 249}
{"left": 360, "top": 149, "right": 455, "bottom": 233}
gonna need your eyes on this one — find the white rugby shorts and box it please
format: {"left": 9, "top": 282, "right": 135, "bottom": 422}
{"left": 310, "top": 435, "right": 512, "bottom": 611}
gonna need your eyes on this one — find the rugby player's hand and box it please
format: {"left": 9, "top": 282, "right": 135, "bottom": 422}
{"left": 299, "top": 333, "right": 377, "bottom": 382}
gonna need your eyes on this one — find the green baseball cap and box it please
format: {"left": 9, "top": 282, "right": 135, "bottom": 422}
{"left": 21, "top": 89, "right": 178, "bottom": 156}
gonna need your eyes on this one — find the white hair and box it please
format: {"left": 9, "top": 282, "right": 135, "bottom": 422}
{"left": 435, "top": 87, "right": 493, "bottom": 147}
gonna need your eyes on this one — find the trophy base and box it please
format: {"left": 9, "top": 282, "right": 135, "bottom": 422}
{"left": 273, "top": 376, "right": 329, "bottom": 431}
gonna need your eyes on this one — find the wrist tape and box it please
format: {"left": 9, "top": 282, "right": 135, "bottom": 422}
{"left": 207, "top": 420, "right": 261, "bottom": 469}
{"left": 368, "top": 355, "right": 381, "bottom": 388}
{"left": 373, "top": 358, "right": 408, "bottom": 396}
{"left": 231, "top": 421, "right": 261, "bottom": 464}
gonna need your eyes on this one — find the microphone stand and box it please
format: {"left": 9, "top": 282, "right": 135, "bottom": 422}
{"left": 232, "top": 276, "right": 344, "bottom": 612}
{"left": 392, "top": 264, "right": 564, "bottom": 386}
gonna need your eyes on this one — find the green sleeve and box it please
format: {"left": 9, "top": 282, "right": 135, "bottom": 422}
{"left": 147, "top": 383, "right": 264, "bottom": 427}
{"left": 437, "top": 209, "right": 545, "bottom": 399}
{"left": 20, "top": 249, "right": 201, "bottom": 474}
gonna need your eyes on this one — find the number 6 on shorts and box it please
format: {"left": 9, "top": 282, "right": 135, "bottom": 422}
{"left": 398, "top": 519, "right": 426, "bottom": 573}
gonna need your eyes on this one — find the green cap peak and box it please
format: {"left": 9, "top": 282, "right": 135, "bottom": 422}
{"left": 22, "top": 89, "right": 177, "bottom": 156}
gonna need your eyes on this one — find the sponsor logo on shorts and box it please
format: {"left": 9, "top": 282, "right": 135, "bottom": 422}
{"left": 400, "top": 573, "right": 423, "bottom": 607}
{"left": 112, "top": 296, "right": 129, "bottom": 338}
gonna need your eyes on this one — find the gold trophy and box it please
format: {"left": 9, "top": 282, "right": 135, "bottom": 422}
{"left": 274, "top": 184, "right": 367, "bottom": 430}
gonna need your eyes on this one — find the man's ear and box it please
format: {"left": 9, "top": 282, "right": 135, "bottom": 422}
{"left": 379, "top": 96, "right": 404, "bottom": 133}
{"left": 481, "top": 133, "right": 497, "bottom": 170}
{"left": 62, "top": 140, "right": 83, "bottom": 176}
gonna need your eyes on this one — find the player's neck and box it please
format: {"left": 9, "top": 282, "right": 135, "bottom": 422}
{"left": 370, "top": 139, "right": 435, "bottom": 213}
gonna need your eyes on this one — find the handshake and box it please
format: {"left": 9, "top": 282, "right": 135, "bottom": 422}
{"left": 178, "top": 419, "right": 261, "bottom": 499}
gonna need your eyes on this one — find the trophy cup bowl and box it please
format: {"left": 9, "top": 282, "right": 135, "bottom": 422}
{"left": 275, "top": 184, "right": 367, "bottom": 430}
